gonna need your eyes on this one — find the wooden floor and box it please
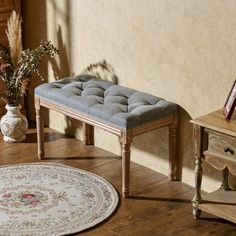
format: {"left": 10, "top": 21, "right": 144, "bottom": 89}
{"left": 0, "top": 127, "right": 236, "bottom": 236}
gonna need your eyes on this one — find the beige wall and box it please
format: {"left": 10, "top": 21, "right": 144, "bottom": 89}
{"left": 23, "top": 0, "right": 236, "bottom": 192}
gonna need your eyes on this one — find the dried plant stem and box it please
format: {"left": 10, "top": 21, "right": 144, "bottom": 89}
{"left": 6, "top": 11, "right": 22, "bottom": 67}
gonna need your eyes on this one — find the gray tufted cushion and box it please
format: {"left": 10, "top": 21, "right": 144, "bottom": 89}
{"left": 35, "top": 75, "right": 178, "bottom": 128}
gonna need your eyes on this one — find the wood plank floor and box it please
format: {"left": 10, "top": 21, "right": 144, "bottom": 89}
{"left": 0, "top": 127, "right": 236, "bottom": 235}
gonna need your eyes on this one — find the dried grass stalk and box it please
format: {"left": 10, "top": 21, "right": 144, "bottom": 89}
{"left": 6, "top": 10, "right": 22, "bottom": 67}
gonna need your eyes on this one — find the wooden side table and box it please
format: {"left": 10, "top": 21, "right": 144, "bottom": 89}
{"left": 190, "top": 109, "right": 236, "bottom": 223}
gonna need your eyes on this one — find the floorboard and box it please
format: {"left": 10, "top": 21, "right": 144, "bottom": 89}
{"left": 0, "top": 127, "right": 235, "bottom": 235}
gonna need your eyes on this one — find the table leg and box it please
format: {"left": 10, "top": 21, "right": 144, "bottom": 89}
{"left": 83, "top": 123, "right": 94, "bottom": 145}
{"left": 221, "top": 167, "right": 231, "bottom": 191}
{"left": 192, "top": 125, "right": 204, "bottom": 219}
{"left": 35, "top": 97, "right": 45, "bottom": 160}
{"left": 169, "top": 115, "right": 178, "bottom": 180}
{"left": 120, "top": 131, "right": 132, "bottom": 197}
{"left": 192, "top": 156, "right": 203, "bottom": 219}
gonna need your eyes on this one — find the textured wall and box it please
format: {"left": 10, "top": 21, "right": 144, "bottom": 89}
{"left": 23, "top": 0, "right": 236, "bottom": 191}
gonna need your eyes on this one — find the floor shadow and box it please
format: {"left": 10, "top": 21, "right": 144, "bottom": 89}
{"left": 128, "top": 195, "right": 190, "bottom": 204}
{"left": 199, "top": 217, "right": 236, "bottom": 226}
{"left": 202, "top": 200, "right": 236, "bottom": 206}
{"left": 43, "top": 155, "right": 121, "bottom": 160}
{"left": 24, "top": 132, "right": 67, "bottom": 143}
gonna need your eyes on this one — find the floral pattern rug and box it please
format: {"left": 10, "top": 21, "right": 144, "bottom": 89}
{"left": 0, "top": 163, "right": 119, "bottom": 235}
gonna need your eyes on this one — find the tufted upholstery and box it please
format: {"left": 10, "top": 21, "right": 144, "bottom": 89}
{"left": 35, "top": 75, "right": 178, "bottom": 128}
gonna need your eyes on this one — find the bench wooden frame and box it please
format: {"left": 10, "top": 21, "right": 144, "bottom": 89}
{"left": 35, "top": 96, "right": 179, "bottom": 197}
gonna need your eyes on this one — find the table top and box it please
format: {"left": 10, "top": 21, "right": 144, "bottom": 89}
{"left": 190, "top": 109, "right": 236, "bottom": 137}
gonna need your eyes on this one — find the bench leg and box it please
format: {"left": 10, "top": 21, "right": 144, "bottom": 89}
{"left": 35, "top": 98, "right": 45, "bottom": 160}
{"left": 120, "top": 131, "right": 132, "bottom": 197}
{"left": 168, "top": 115, "right": 178, "bottom": 180}
{"left": 83, "top": 123, "right": 94, "bottom": 145}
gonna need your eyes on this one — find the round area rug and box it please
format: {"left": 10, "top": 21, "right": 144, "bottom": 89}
{"left": 0, "top": 163, "right": 119, "bottom": 235}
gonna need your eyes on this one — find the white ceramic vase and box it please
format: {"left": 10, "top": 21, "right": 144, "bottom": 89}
{"left": 0, "top": 104, "right": 28, "bottom": 142}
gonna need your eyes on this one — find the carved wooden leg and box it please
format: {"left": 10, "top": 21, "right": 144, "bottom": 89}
{"left": 169, "top": 115, "right": 178, "bottom": 180}
{"left": 192, "top": 125, "right": 203, "bottom": 219}
{"left": 83, "top": 123, "right": 94, "bottom": 145}
{"left": 192, "top": 156, "right": 203, "bottom": 219}
{"left": 120, "top": 131, "right": 132, "bottom": 197}
{"left": 35, "top": 97, "right": 45, "bottom": 160}
{"left": 221, "top": 167, "right": 231, "bottom": 191}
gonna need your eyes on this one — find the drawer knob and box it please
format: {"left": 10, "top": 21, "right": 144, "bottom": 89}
{"left": 224, "top": 147, "right": 235, "bottom": 155}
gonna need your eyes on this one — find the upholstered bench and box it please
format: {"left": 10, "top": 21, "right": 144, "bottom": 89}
{"left": 35, "top": 74, "right": 179, "bottom": 197}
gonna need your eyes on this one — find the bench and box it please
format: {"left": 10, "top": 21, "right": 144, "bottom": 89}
{"left": 35, "top": 74, "right": 179, "bottom": 197}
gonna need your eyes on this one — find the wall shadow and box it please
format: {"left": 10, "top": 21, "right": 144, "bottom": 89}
{"left": 82, "top": 60, "right": 118, "bottom": 84}
{"left": 22, "top": 0, "right": 48, "bottom": 122}
{"left": 22, "top": 0, "right": 72, "bottom": 127}
{"left": 131, "top": 106, "right": 234, "bottom": 190}
{"left": 131, "top": 106, "right": 191, "bottom": 181}
{"left": 50, "top": 25, "right": 71, "bottom": 80}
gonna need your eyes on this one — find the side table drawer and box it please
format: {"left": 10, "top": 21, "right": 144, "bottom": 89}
{"left": 206, "top": 129, "right": 236, "bottom": 159}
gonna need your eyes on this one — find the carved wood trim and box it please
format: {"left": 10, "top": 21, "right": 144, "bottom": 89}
{"left": 132, "top": 115, "right": 175, "bottom": 137}
{"left": 120, "top": 130, "right": 133, "bottom": 144}
{"left": 34, "top": 96, "right": 40, "bottom": 110}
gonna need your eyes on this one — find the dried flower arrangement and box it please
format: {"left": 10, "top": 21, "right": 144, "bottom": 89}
{"left": 0, "top": 11, "right": 59, "bottom": 106}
